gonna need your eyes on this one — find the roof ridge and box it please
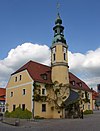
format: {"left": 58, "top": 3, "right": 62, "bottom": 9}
{"left": 11, "top": 60, "right": 51, "bottom": 76}
{"left": 29, "top": 60, "right": 50, "bottom": 68}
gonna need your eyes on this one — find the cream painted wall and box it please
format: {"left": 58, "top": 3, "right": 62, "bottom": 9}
{"left": 51, "top": 43, "right": 69, "bottom": 85}
{"left": 6, "top": 70, "right": 33, "bottom": 112}
{"left": 51, "top": 43, "right": 68, "bottom": 63}
{"left": 7, "top": 70, "right": 33, "bottom": 88}
{"left": 52, "top": 66, "right": 69, "bottom": 84}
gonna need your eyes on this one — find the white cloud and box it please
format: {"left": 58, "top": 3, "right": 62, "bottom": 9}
{"left": 0, "top": 42, "right": 100, "bottom": 91}
{"left": 68, "top": 48, "right": 100, "bottom": 91}
{"left": 0, "top": 43, "right": 50, "bottom": 87}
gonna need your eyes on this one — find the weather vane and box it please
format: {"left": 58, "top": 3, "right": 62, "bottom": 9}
{"left": 57, "top": 1, "right": 60, "bottom": 13}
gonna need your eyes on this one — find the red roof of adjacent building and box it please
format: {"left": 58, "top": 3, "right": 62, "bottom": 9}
{"left": 12, "top": 60, "right": 91, "bottom": 92}
{"left": 0, "top": 88, "right": 6, "bottom": 101}
{"left": 92, "top": 90, "right": 99, "bottom": 100}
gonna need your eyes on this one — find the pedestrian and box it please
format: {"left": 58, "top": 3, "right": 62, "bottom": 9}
{"left": 80, "top": 109, "right": 83, "bottom": 119}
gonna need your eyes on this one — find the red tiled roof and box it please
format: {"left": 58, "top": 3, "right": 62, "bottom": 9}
{"left": 11, "top": 60, "right": 91, "bottom": 92}
{"left": 0, "top": 88, "right": 6, "bottom": 101}
{"left": 69, "top": 72, "right": 92, "bottom": 92}
{"left": 0, "top": 97, "right": 5, "bottom": 101}
{"left": 12, "top": 60, "right": 52, "bottom": 84}
{"left": 92, "top": 90, "right": 99, "bottom": 100}
{"left": 0, "top": 88, "right": 6, "bottom": 97}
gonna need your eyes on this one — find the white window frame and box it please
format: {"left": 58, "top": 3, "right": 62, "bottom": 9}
{"left": 42, "top": 88, "right": 46, "bottom": 95}
{"left": 22, "top": 89, "right": 26, "bottom": 95}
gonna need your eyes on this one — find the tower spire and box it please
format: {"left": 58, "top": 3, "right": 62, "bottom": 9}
{"left": 51, "top": 10, "right": 69, "bottom": 84}
{"left": 57, "top": 2, "right": 60, "bottom": 14}
{"left": 52, "top": 8, "right": 67, "bottom": 45}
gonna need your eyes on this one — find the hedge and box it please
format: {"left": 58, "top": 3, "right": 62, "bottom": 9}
{"left": 83, "top": 110, "right": 93, "bottom": 115}
{"left": 5, "top": 107, "right": 32, "bottom": 119}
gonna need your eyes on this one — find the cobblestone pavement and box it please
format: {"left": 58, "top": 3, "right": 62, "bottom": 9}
{"left": 0, "top": 110, "right": 100, "bottom": 131}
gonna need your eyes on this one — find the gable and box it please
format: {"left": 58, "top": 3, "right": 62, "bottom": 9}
{"left": 11, "top": 60, "right": 51, "bottom": 84}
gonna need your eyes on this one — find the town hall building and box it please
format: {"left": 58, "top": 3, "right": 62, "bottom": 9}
{"left": 6, "top": 13, "right": 92, "bottom": 118}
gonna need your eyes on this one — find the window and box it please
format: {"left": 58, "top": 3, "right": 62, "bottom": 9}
{"left": 53, "top": 54, "right": 56, "bottom": 61}
{"left": 10, "top": 92, "right": 13, "bottom": 97}
{"left": 88, "top": 93, "right": 90, "bottom": 99}
{"left": 63, "top": 47, "right": 67, "bottom": 53}
{"left": 15, "top": 77, "right": 17, "bottom": 82}
{"left": 64, "top": 53, "right": 66, "bottom": 60}
{"left": 82, "top": 93, "right": 84, "bottom": 98}
{"left": 79, "top": 83, "right": 82, "bottom": 87}
{"left": 83, "top": 105, "right": 84, "bottom": 110}
{"left": 19, "top": 75, "right": 22, "bottom": 81}
{"left": 41, "top": 74, "right": 47, "bottom": 80}
{"left": 42, "top": 88, "right": 46, "bottom": 95}
{"left": 42, "top": 104, "right": 46, "bottom": 112}
{"left": 13, "top": 105, "right": 16, "bottom": 111}
{"left": 43, "top": 75, "right": 47, "bottom": 80}
{"left": 58, "top": 111, "right": 60, "bottom": 113}
{"left": 52, "top": 47, "right": 56, "bottom": 53}
{"left": 39, "top": 89, "right": 41, "bottom": 95}
{"left": 22, "top": 89, "right": 26, "bottom": 95}
{"left": 71, "top": 81, "right": 75, "bottom": 86}
{"left": 22, "top": 104, "right": 25, "bottom": 111}
{"left": 88, "top": 105, "right": 90, "bottom": 110}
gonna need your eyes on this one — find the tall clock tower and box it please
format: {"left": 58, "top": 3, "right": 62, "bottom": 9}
{"left": 51, "top": 13, "right": 69, "bottom": 84}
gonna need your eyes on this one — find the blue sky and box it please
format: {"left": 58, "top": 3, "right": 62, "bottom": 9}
{"left": 0, "top": 0, "right": 100, "bottom": 59}
{"left": 0, "top": 0, "right": 100, "bottom": 90}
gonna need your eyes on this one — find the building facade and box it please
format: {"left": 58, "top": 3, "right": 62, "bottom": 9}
{"left": 6, "top": 13, "right": 93, "bottom": 118}
{"left": 0, "top": 88, "right": 6, "bottom": 113}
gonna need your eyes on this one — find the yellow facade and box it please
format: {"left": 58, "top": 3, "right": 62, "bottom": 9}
{"left": 33, "top": 82, "right": 68, "bottom": 118}
{"left": 6, "top": 70, "right": 33, "bottom": 112}
{"left": 51, "top": 43, "right": 69, "bottom": 84}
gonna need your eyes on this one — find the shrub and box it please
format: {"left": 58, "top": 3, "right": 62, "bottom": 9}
{"left": 83, "top": 110, "right": 93, "bottom": 115}
{"left": 5, "top": 107, "right": 32, "bottom": 119}
{"left": 4, "top": 111, "right": 11, "bottom": 117}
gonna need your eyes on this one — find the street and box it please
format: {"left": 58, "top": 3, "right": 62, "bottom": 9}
{"left": 0, "top": 110, "right": 100, "bottom": 131}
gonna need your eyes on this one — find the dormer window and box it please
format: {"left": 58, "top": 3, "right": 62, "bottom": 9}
{"left": 78, "top": 82, "right": 82, "bottom": 87}
{"left": 41, "top": 74, "right": 47, "bottom": 80}
{"left": 79, "top": 83, "right": 82, "bottom": 87}
{"left": 71, "top": 81, "right": 75, "bottom": 86}
{"left": 72, "top": 81, "right": 75, "bottom": 86}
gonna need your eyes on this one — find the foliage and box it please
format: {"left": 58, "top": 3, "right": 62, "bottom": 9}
{"left": 78, "top": 90, "right": 90, "bottom": 104}
{"left": 4, "top": 111, "right": 11, "bottom": 117}
{"left": 33, "top": 94, "right": 48, "bottom": 102}
{"left": 4, "top": 107, "right": 32, "bottom": 119}
{"left": 33, "top": 81, "right": 69, "bottom": 109}
{"left": 83, "top": 110, "right": 93, "bottom": 115}
{"left": 83, "top": 91, "right": 90, "bottom": 103}
{"left": 83, "top": 98, "right": 90, "bottom": 103}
